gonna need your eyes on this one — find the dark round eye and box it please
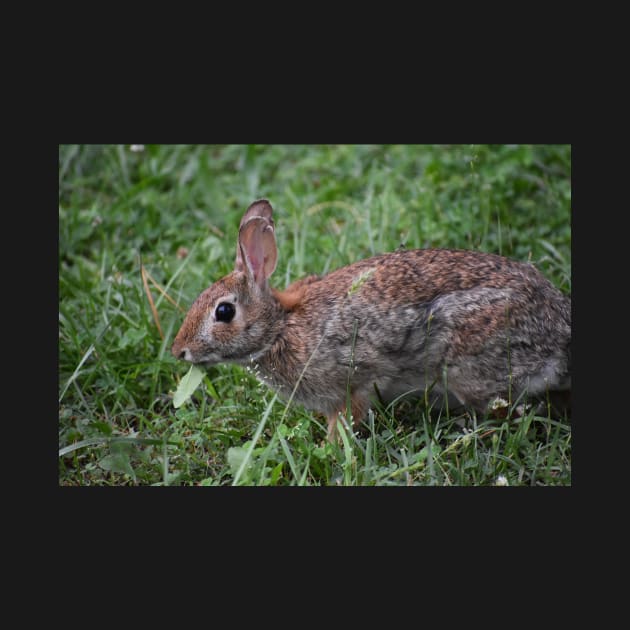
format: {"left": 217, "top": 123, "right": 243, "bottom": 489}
{"left": 215, "top": 302, "right": 236, "bottom": 323}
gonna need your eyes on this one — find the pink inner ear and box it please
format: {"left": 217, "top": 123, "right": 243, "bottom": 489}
{"left": 237, "top": 218, "right": 277, "bottom": 285}
{"left": 248, "top": 249, "right": 263, "bottom": 273}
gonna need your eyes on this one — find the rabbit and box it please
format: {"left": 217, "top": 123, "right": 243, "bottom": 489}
{"left": 172, "top": 199, "right": 571, "bottom": 441}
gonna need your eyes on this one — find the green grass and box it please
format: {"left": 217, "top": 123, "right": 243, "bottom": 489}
{"left": 58, "top": 144, "right": 571, "bottom": 486}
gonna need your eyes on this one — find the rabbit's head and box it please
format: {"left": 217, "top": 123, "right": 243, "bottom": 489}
{"left": 171, "top": 200, "right": 284, "bottom": 366}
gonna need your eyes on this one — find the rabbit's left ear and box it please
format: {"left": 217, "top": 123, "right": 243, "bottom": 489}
{"left": 236, "top": 216, "right": 278, "bottom": 286}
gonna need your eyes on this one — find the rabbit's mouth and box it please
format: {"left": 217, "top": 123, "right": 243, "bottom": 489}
{"left": 199, "top": 356, "right": 221, "bottom": 367}
{"left": 175, "top": 346, "right": 220, "bottom": 366}
{"left": 201, "top": 351, "right": 243, "bottom": 366}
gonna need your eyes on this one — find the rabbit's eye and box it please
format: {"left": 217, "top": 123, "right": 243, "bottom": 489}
{"left": 215, "top": 302, "right": 236, "bottom": 323}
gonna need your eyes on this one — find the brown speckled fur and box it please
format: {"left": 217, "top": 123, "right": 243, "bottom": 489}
{"left": 172, "top": 200, "right": 571, "bottom": 440}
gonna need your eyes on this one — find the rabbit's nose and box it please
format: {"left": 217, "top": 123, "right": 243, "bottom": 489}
{"left": 172, "top": 344, "right": 193, "bottom": 362}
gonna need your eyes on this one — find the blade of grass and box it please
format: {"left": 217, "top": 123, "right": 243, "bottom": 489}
{"left": 59, "top": 322, "right": 112, "bottom": 403}
{"left": 141, "top": 263, "right": 163, "bottom": 340}
{"left": 59, "top": 436, "right": 180, "bottom": 457}
{"left": 233, "top": 394, "right": 278, "bottom": 486}
{"left": 142, "top": 265, "right": 186, "bottom": 312}
{"left": 278, "top": 437, "right": 299, "bottom": 482}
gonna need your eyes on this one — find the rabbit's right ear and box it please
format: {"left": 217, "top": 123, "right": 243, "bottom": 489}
{"left": 235, "top": 216, "right": 278, "bottom": 287}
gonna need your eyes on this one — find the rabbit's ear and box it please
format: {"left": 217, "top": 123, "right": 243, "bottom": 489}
{"left": 234, "top": 199, "right": 275, "bottom": 278}
{"left": 236, "top": 216, "right": 278, "bottom": 286}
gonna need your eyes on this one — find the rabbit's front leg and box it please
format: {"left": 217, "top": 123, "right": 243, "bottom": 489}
{"left": 326, "top": 391, "right": 368, "bottom": 443}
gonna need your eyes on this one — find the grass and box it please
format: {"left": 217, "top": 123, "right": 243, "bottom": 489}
{"left": 58, "top": 144, "right": 571, "bottom": 486}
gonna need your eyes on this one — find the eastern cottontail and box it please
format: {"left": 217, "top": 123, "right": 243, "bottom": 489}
{"left": 172, "top": 200, "right": 571, "bottom": 440}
